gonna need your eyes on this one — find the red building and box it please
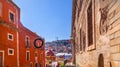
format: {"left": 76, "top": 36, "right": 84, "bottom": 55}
{"left": 0, "top": 0, "right": 45, "bottom": 67}
{"left": 19, "top": 22, "right": 45, "bottom": 67}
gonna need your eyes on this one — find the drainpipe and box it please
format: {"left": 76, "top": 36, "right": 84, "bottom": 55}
{"left": 16, "top": 9, "right": 19, "bottom": 67}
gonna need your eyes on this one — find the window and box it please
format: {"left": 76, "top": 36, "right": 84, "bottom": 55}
{"left": 30, "top": 62, "right": 33, "bottom": 67}
{"left": 35, "top": 52, "right": 38, "bottom": 57}
{"left": 80, "top": 29, "right": 82, "bottom": 51}
{"left": 40, "top": 53, "right": 42, "bottom": 60}
{"left": 8, "top": 33, "right": 13, "bottom": 41}
{"left": 80, "top": 29, "right": 86, "bottom": 51}
{"left": 0, "top": 2, "right": 2, "bottom": 16}
{"left": 25, "top": 36, "right": 30, "bottom": 48}
{"left": 40, "top": 63, "right": 42, "bottom": 67}
{"left": 87, "top": 1, "right": 93, "bottom": 46}
{"left": 8, "top": 48, "right": 14, "bottom": 55}
{"left": 9, "top": 10, "right": 15, "bottom": 22}
{"left": 83, "top": 31, "right": 86, "bottom": 51}
{"left": 35, "top": 63, "right": 38, "bottom": 67}
{"left": 26, "top": 51, "right": 30, "bottom": 61}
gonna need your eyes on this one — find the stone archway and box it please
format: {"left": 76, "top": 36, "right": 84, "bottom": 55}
{"left": 98, "top": 54, "right": 104, "bottom": 67}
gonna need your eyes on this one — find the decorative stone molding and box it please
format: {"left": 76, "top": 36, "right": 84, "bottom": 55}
{"left": 99, "top": 5, "right": 109, "bottom": 35}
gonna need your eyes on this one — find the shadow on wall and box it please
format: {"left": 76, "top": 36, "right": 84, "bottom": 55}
{"left": 98, "top": 54, "right": 104, "bottom": 67}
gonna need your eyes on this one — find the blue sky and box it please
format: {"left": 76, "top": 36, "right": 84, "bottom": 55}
{"left": 13, "top": 0, "right": 72, "bottom": 42}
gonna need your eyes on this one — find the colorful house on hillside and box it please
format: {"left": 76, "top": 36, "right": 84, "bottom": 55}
{"left": 0, "top": 0, "right": 45, "bottom": 67}
{"left": 45, "top": 46, "right": 56, "bottom": 65}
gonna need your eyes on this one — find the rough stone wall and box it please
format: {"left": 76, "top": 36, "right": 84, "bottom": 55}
{"left": 107, "top": 0, "right": 120, "bottom": 66}
{"left": 72, "top": 0, "right": 120, "bottom": 67}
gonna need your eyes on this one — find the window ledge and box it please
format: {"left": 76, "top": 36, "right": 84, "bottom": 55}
{"left": 87, "top": 44, "right": 96, "bottom": 51}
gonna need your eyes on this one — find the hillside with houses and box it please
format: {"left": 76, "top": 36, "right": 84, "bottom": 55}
{"left": 45, "top": 39, "right": 72, "bottom": 54}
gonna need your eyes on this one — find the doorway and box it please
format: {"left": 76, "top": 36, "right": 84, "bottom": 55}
{"left": 98, "top": 54, "right": 104, "bottom": 67}
{"left": 0, "top": 51, "right": 3, "bottom": 67}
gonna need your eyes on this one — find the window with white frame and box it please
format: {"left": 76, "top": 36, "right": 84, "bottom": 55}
{"left": 26, "top": 51, "right": 30, "bottom": 61}
{"left": 30, "top": 62, "right": 33, "bottom": 67}
{"left": 8, "top": 33, "right": 14, "bottom": 41}
{"left": 35, "top": 63, "right": 38, "bottom": 67}
{"left": 8, "top": 48, "right": 14, "bottom": 55}
{"left": 25, "top": 36, "right": 30, "bottom": 48}
{"left": 0, "top": 2, "right": 2, "bottom": 17}
{"left": 9, "top": 10, "right": 15, "bottom": 22}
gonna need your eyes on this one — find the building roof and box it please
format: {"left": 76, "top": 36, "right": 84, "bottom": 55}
{"left": 7, "top": 0, "right": 20, "bottom": 10}
{"left": 56, "top": 53, "right": 72, "bottom": 56}
{"left": 46, "top": 50, "right": 55, "bottom": 56}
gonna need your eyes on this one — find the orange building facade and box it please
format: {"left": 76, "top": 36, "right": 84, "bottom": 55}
{"left": 0, "top": 0, "right": 45, "bottom": 67}
{"left": 19, "top": 22, "right": 45, "bottom": 67}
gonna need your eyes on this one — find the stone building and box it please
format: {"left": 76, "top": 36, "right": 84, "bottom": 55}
{"left": 71, "top": 0, "right": 120, "bottom": 67}
{"left": 0, "top": 0, "right": 45, "bottom": 67}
